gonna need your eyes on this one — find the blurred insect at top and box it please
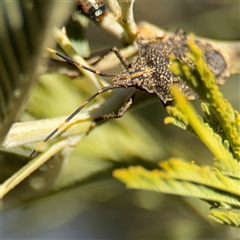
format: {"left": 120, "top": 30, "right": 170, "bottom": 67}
{"left": 77, "top": 0, "right": 107, "bottom": 21}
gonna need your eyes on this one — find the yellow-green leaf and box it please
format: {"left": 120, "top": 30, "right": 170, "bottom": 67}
{"left": 113, "top": 158, "right": 240, "bottom": 207}
{"left": 208, "top": 209, "right": 240, "bottom": 228}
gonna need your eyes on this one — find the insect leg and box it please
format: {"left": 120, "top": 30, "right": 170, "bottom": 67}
{"left": 29, "top": 85, "right": 122, "bottom": 157}
{"left": 47, "top": 45, "right": 134, "bottom": 78}
{"left": 109, "top": 47, "right": 130, "bottom": 69}
{"left": 88, "top": 46, "right": 131, "bottom": 69}
{"left": 96, "top": 92, "right": 136, "bottom": 121}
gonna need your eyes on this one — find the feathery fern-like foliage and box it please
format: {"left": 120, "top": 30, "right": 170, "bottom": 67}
{"left": 114, "top": 34, "right": 240, "bottom": 227}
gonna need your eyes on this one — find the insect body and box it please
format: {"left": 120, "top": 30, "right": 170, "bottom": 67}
{"left": 29, "top": 29, "right": 227, "bottom": 157}
{"left": 29, "top": 41, "right": 172, "bottom": 157}
{"left": 77, "top": 0, "right": 107, "bottom": 21}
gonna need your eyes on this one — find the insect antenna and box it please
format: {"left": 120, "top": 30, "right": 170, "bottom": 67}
{"left": 46, "top": 48, "right": 118, "bottom": 78}
{"left": 29, "top": 48, "right": 124, "bottom": 158}
{"left": 29, "top": 84, "right": 122, "bottom": 158}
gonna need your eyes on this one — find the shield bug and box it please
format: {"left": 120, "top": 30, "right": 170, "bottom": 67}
{"left": 29, "top": 29, "right": 227, "bottom": 157}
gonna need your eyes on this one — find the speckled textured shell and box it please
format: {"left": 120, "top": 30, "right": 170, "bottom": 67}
{"left": 112, "top": 28, "right": 227, "bottom": 103}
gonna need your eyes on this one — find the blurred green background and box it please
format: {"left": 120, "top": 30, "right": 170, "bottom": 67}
{"left": 2, "top": 1, "right": 239, "bottom": 239}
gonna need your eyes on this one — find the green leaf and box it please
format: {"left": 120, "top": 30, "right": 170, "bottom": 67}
{"left": 169, "top": 86, "right": 236, "bottom": 164}
{"left": 214, "top": 157, "right": 240, "bottom": 180}
{"left": 208, "top": 209, "right": 240, "bottom": 228}
{"left": 169, "top": 34, "right": 240, "bottom": 160}
{"left": 113, "top": 158, "right": 240, "bottom": 208}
